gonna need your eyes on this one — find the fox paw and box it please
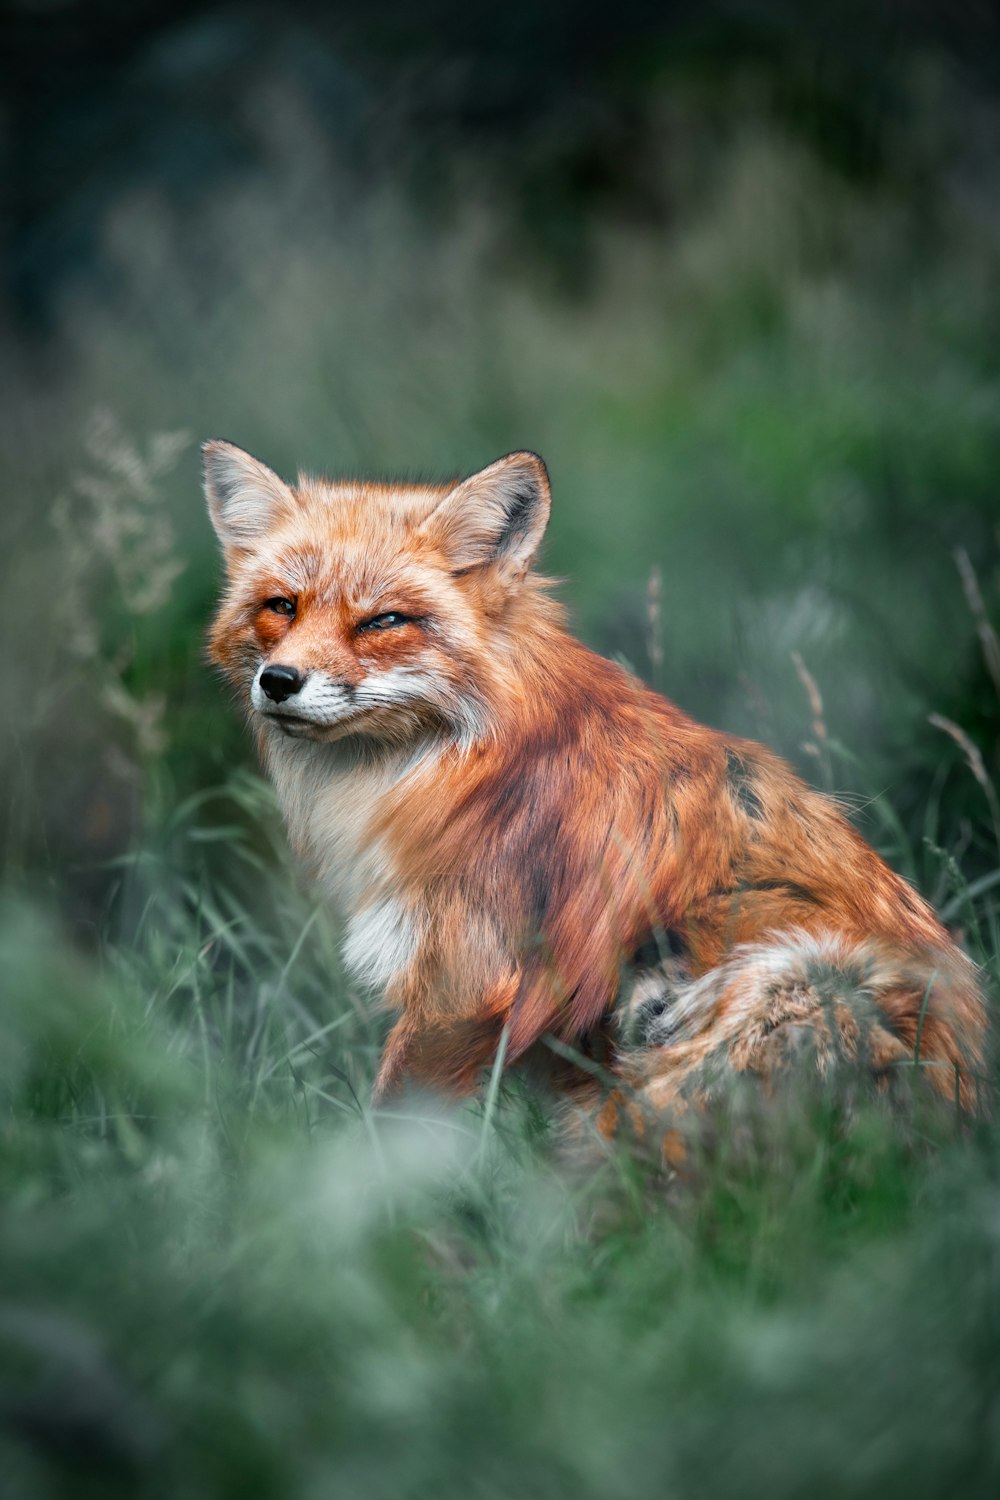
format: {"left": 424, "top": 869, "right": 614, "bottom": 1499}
{"left": 619, "top": 957, "right": 692, "bottom": 1047}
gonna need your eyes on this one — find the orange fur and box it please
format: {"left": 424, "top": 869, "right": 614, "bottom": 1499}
{"left": 204, "top": 442, "right": 987, "bottom": 1132}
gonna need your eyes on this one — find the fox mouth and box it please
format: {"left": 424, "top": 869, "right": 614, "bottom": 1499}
{"left": 258, "top": 705, "right": 372, "bottom": 741}
{"left": 260, "top": 708, "right": 335, "bottom": 738}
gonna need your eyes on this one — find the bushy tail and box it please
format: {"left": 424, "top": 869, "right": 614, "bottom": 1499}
{"left": 610, "top": 928, "right": 987, "bottom": 1137}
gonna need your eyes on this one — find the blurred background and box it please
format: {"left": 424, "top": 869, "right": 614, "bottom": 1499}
{"left": 4, "top": 0, "right": 1000, "bottom": 925}
{"left": 2, "top": 5, "right": 1000, "bottom": 1496}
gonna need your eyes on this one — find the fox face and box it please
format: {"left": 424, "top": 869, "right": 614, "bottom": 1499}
{"left": 204, "top": 443, "right": 551, "bottom": 747}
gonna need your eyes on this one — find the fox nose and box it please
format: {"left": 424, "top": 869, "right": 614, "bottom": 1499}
{"left": 259, "top": 664, "right": 304, "bottom": 704}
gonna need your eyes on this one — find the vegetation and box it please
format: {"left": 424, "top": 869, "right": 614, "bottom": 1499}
{"left": 2, "top": 48, "right": 999, "bottom": 1498}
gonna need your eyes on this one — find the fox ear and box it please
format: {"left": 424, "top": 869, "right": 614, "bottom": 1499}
{"left": 419, "top": 451, "right": 551, "bottom": 581}
{"left": 203, "top": 440, "right": 295, "bottom": 551}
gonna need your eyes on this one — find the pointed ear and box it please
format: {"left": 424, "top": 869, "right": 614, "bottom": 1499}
{"left": 418, "top": 451, "right": 551, "bottom": 581}
{"left": 202, "top": 440, "right": 296, "bottom": 551}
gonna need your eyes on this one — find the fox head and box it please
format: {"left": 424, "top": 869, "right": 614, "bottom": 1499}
{"left": 204, "top": 442, "right": 552, "bottom": 746}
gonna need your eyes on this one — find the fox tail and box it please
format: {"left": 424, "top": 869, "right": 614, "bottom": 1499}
{"left": 617, "top": 927, "right": 986, "bottom": 1123}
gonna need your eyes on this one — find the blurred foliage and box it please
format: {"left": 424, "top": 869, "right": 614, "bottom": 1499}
{"left": 2, "top": 4, "right": 1000, "bottom": 1494}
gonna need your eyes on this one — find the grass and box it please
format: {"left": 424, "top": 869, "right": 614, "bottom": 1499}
{"left": 2, "top": 80, "right": 1000, "bottom": 1498}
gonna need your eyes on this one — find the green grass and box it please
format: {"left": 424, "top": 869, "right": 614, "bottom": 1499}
{"left": 3, "top": 88, "right": 1000, "bottom": 1498}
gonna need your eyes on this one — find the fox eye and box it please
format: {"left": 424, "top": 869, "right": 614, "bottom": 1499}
{"left": 264, "top": 597, "right": 296, "bottom": 618}
{"left": 358, "top": 612, "right": 416, "bottom": 632}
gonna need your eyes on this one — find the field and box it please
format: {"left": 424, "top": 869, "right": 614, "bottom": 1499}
{"left": 3, "top": 48, "right": 1000, "bottom": 1499}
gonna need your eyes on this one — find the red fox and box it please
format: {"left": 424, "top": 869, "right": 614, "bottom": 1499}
{"left": 204, "top": 442, "right": 986, "bottom": 1135}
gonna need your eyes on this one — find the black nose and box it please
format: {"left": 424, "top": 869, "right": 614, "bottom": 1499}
{"left": 259, "top": 664, "right": 304, "bottom": 704}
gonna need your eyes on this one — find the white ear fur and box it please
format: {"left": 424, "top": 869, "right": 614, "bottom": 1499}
{"left": 202, "top": 440, "right": 295, "bottom": 549}
{"left": 418, "top": 451, "right": 551, "bottom": 579}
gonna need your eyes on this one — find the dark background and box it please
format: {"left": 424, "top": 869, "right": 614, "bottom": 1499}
{"left": 6, "top": 2, "right": 1000, "bottom": 321}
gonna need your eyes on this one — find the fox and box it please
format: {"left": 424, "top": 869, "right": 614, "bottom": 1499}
{"left": 204, "top": 440, "right": 986, "bottom": 1140}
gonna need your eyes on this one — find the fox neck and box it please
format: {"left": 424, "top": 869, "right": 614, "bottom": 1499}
{"left": 262, "top": 732, "right": 442, "bottom": 909}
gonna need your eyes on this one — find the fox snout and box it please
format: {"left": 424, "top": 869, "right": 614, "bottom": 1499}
{"left": 250, "top": 661, "right": 358, "bottom": 734}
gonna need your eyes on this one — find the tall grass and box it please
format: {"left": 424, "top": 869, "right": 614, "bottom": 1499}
{"left": 2, "top": 82, "right": 999, "bottom": 1497}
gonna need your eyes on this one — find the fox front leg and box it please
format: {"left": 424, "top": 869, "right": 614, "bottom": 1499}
{"left": 372, "top": 1007, "right": 509, "bottom": 1103}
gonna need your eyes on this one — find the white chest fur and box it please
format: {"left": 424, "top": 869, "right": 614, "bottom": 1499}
{"left": 342, "top": 894, "right": 421, "bottom": 992}
{"left": 265, "top": 734, "right": 436, "bottom": 992}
